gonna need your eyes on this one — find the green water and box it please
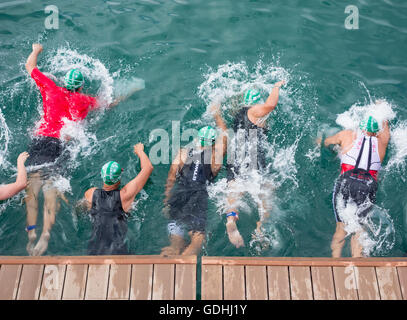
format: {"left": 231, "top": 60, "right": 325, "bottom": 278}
{"left": 0, "top": 0, "right": 406, "bottom": 257}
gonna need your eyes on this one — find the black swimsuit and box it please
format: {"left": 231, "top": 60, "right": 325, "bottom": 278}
{"left": 226, "top": 107, "right": 268, "bottom": 180}
{"left": 332, "top": 137, "right": 379, "bottom": 222}
{"left": 167, "top": 148, "right": 214, "bottom": 233}
{"left": 88, "top": 189, "right": 128, "bottom": 255}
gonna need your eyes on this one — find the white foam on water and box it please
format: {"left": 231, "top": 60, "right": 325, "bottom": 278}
{"left": 46, "top": 47, "right": 114, "bottom": 107}
{"left": 270, "top": 136, "right": 299, "bottom": 188}
{"left": 51, "top": 175, "right": 72, "bottom": 194}
{"left": 0, "top": 109, "right": 11, "bottom": 169}
{"left": 386, "top": 121, "right": 407, "bottom": 172}
{"left": 60, "top": 118, "right": 98, "bottom": 170}
{"left": 335, "top": 187, "right": 395, "bottom": 256}
{"left": 113, "top": 77, "right": 145, "bottom": 99}
{"left": 336, "top": 99, "right": 396, "bottom": 131}
{"left": 305, "top": 145, "right": 320, "bottom": 163}
{"left": 198, "top": 60, "right": 290, "bottom": 107}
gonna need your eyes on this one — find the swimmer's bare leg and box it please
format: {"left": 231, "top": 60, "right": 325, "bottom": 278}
{"left": 225, "top": 180, "right": 244, "bottom": 248}
{"left": 161, "top": 234, "right": 186, "bottom": 256}
{"left": 351, "top": 231, "right": 364, "bottom": 258}
{"left": 182, "top": 231, "right": 205, "bottom": 256}
{"left": 32, "top": 181, "right": 59, "bottom": 256}
{"left": 255, "top": 185, "right": 273, "bottom": 235}
{"left": 24, "top": 172, "right": 42, "bottom": 255}
{"left": 331, "top": 222, "right": 347, "bottom": 258}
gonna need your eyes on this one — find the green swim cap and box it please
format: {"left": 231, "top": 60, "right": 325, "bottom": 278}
{"left": 198, "top": 126, "right": 217, "bottom": 147}
{"left": 243, "top": 89, "right": 261, "bottom": 106}
{"left": 64, "top": 69, "right": 84, "bottom": 91}
{"left": 359, "top": 116, "right": 379, "bottom": 133}
{"left": 101, "top": 161, "right": 122, "bottom": 185}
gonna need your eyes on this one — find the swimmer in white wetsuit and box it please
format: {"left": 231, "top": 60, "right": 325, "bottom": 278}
{"left": 323, "top": 115, "right": 390, "bottom": 257}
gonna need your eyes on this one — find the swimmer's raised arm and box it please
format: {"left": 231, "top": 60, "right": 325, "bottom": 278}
{"left": 121, "top": 143, "right": 154, "bottom": 212}
{"left": 210, "top": 103, "right": 228, "bottom": 175}
{"left": 164, "top": 148, "right": 187, "bottom": 205}
{"left": 0, "top": 152, "right": 29, "bottom": 201}
{"left": 248, "top": 80, "right": 285, "bottom": 119}
{"left": 378, "top": 120, "right": 390, "bottom": 143}
{"left": 25, "top": 44, "right": 43, "bottom": 75}
{"left": 377, "top": 120, "right": 390, "bottom": 162}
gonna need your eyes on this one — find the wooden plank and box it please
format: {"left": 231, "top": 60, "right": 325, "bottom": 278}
{"left": 130, "top": 264, "right": 153, "bottom": 300}
{"left": 0, "top": 264, "right": 22, "bottom": 300}
{"left": 201, "top": 265, "right": 222, "bottom": 300}
{"left": 311, "top": 267, "right": 335, "bottom": 300}
{"left": 289, "top": 266, "right": 313, "bottom": 300}
{"left": 397, "top": 267, "right": 407, "bottom": 300}
{"left": 62, "top": 264, "right": 88, "bottom": 300}
{"left": 0, "top": 255, "right": 197, "bottom": 265}
{"left": 332, "top": 266, "right": 358, "bottom": 300}
{"left": 16, "top": 264, "right": 44, "bottom": 300}
{"left": 267, "top": 266, "right": 290, "bottom": 300}
{"left": 354, "top": 267, "right": 380, "bottom": 300}
{"left": 39, "top": 265, "right": 66, "bottom": 300}
{"left": 246, "top": 266, "right": 268, "bottom": 300}
{"left": 201, "top": 256, "right": 407, "bottom": 267}
{"left": 85, "top": 264, "right": 110, "bottom": 300}
{"left": 175, "top": 264, "right": 196, "bottom": 300}
{"left": 223, "top": 265, "right": 245, "bottom": 300}
{"left": 108, "top": 264, "right": 131, "bottom": 300}
{"left": 152, "top": 264, "right": 175, "bottom": 300}
{"left": 376, "top": 267, "right": 402, "bottom": 300}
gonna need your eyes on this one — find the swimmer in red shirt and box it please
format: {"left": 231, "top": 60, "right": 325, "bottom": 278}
{"left": 23, "top": 43, "right": 130, "bottom": 255}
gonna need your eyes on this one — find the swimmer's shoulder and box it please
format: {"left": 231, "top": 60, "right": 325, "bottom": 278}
{"left": 84, "top": 187, "right": 97, "bottom": 203}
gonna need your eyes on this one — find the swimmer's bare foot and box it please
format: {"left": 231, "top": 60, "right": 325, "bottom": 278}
{"left": 182, "top": 232, "right": 205, "bottom": 256}
{"left": 182, "top": 245, "right": 200, "bottom": 256}
{"left": 160, "top": 246, "right": 181, "bottom": 257}
{"left": 32, "top": 231, "right": 50, "bottom": 256}
{"left": 26, "top": 230, "right": 37, "bottom": 256}
{"left": 226, "top": 219, "right": 244, "bottom": 248}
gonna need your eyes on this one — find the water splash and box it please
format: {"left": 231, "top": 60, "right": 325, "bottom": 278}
{"left": 0, "top": 109, "right": 11, "bottom": 169}
{"left": 46, "top": 47, "right": 115, "bottom": 106}
{"left": 335, "top": 196, "right": 395, "bottom": 256}
{"left": 387, "top": 121, "right": 407, "bottom": 172}
{"left": 336, "top": 99, "right": 396, "bottom": 131}
{"left": 200, "top": 59, "right": 315, "bottom": 254}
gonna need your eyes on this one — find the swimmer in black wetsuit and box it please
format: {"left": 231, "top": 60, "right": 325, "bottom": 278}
{"left": 84, "top": 143, "right": 153, "bottom": 255}
{"left": 161, "top": 104, "right": 227, "bottom": 256}
{"left": 225, "top": 81, "right": 285, "bottom": 248}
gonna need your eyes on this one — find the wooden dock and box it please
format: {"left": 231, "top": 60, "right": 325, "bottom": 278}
{"left": 0, "top": 255, "right": 196, "bottom": 300}
{"left": 1, "top": 256, "right": 407, "bottom": 300}
{"left": 201, "top": 257, "right": 407, "bottom": 300}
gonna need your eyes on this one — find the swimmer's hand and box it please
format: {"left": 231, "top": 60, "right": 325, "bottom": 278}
{"left": 17, "top": 152, "right": 29, "bottom": 166}
{"left": 133, "top": 143, "right": 144, "bottom": 156}
{"left": 315, "top": 137, "right": 322, "bottom": 146}
{"left": 15, "top": 151, "right": 29, "bottom": 190}
{"left": 274, "top": 80, "right": 286, "bottom": 88}
{"left": 74, "top": 198, "right": 91, "bottom": 215}
{"left": 210, "top": 102, "right": 221, "bottom": 115}
{"left": 32, "top": 43, "right": 43, "bottom": 53}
